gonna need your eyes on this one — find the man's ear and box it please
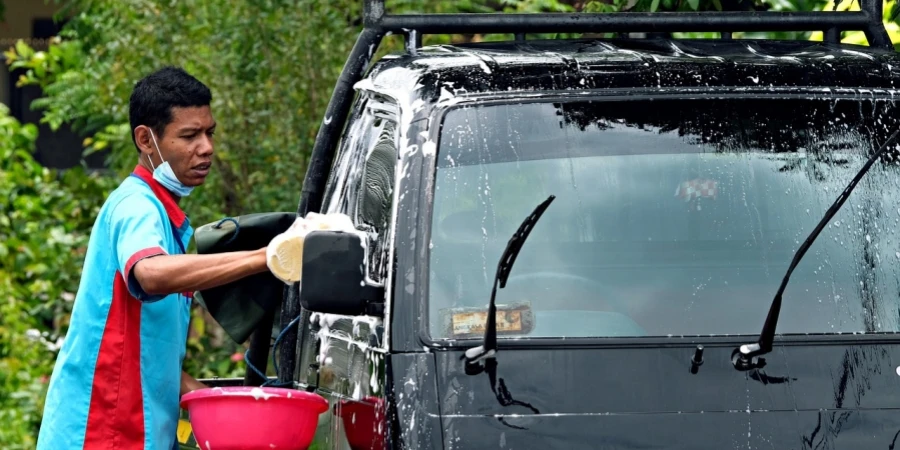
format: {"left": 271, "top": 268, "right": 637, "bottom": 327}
{"left": 134, "top": 125, "right": 155, "bottom": 158}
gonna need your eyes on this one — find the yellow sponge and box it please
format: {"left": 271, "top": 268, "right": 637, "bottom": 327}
{"left": 266, "top": 213, "right": 357, "bottom": 284}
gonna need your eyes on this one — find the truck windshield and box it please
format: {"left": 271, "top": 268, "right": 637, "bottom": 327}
{"left": 427, "top": 95, "right": 900, "bottom": 340}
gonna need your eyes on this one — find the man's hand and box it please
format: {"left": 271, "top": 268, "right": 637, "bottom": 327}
{"left": 180, "top": 371, "right": 208, "bottom": 398}
{"left": 133, "top": 247, "right": 268, "bottom": 296}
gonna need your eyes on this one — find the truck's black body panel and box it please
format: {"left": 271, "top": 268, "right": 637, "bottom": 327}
{"left": 377, "top": 344, "right": 900, "bottom": 448}
{"left": 433, "top": 345, "right": 900, "bottom": 414}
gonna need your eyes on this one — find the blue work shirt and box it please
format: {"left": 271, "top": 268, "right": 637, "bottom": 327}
{"left": 37, "top": 164, "right": 193, "bottom": 450}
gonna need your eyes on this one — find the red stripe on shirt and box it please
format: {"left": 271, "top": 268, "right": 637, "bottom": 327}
{"left": 83, "top": 272, "right": 145, "bottom": 449}
{"left": 124, "top": 247, "right": 166, "bottom": 282}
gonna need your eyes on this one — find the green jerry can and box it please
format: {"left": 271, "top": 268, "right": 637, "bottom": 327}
{"left": 192, "top": 211, "right": 298, "bottom": 344}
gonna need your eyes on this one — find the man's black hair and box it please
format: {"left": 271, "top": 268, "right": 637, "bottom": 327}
{"left": 129, "top": 66, "right": 212, "bottom": 152}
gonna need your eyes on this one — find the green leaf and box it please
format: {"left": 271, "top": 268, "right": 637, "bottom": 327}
{"left": 19, "top": 124, "right": 38, "bottom": 143}
{"left": 14, "top": 40, "right": 33, "bottom": 60}
{"left": 712, "top": 0, "right": 723, "bottom": 10}
{"left": 3, "top": 49, "right": 18, "bottom": 64}
{"left": 651, "top": 0, "right": 661, "bottom": 11}
{"left": 688, "top": 0, "right": 700, "bottom": 10}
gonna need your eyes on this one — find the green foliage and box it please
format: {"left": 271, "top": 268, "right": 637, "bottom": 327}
{"left": 809, "top": 0, "right": 900, "bottom": 49}
{"left": 500, "top": 0, "right": 576, "bottom": 11}
{"left": 7, "top": 0, "right": 365, "bottom": 227}
{"left": 3, "top": 0, "right": 373, "bottom": 385}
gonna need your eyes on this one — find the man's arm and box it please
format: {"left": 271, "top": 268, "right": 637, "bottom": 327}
{"left": 133, "top": 247, "right": 268, "bottom": 296}
{"left": 111, "top": 196, "right": 271, "bottom": 300}
{"left": 180, "top": 371, "right": 208, "bottom": 397}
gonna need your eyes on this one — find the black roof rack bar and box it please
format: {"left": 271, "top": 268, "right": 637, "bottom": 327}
{"left": 377, "top": 12, "right": 867, "bottom": 34}
{"left": 368, "top": 0, "right": 891, "bottom": 49}
{"left": 825, "top": 26, "right": 841, "bottom": 44}
{"left": 861, "top": 0, "right": 891, "bottom": 48}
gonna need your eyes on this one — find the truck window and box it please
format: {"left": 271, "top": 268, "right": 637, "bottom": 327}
{"left": 428, "top": 96, "right": 900, "bottom": 340}
{"left": 323, "top": 105, "right": 398, "bottom": 283}
{"left": 356, "top": 117, "right": 397, "bottom": 283}
{"left": 296, "top": 102, "right": 395, "bottom": 394}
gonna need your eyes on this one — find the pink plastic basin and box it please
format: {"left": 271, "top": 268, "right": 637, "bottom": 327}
{"left": 181, "top": 386, "right": 328, "bottom": 450}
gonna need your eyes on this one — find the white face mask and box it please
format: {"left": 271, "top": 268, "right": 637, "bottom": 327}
{"left": 147, "top": 129, "right": 194, "bottom": 197}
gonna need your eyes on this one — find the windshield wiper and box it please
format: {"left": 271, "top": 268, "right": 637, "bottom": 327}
{"left": 464, "top": 194, "right": 556, "bottom": 367}
{"left": 734, "top": 128, "right": 900, "bottom": 370}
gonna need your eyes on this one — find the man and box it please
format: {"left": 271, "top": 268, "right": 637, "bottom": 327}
{"left": 37, "top": 67, "right": 269, "bottom": 450}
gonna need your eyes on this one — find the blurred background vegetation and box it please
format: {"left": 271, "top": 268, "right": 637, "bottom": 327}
{"left": 0, "top": 0, "right": 898, "bottom": 447}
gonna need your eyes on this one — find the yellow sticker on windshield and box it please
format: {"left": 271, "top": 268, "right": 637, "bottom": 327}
{"left": 453, "top": 310, "right": 522, "bottom": 336}
{"left": 445, "top": 302, "right": 534, "bottom": 338}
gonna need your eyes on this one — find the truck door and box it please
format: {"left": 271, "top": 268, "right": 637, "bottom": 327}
{"left": 300, "top": 95, "right": 399, "bottom": 450}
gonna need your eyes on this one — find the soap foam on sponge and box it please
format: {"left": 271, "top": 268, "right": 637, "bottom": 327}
{"left": 266, "top": 212, "right": 357, "bottom": 284}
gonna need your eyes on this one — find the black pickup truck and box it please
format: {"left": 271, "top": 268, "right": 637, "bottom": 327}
{"left": 185, "top": 1, "right": 900, "bottom": 448}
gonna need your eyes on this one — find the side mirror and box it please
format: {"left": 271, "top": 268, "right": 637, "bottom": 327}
{"left": 299, "top": 230, "right": 385, "bottom": 317}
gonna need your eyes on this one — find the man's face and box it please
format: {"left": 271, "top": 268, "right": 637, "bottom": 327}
{"left": 142, "top": 105, "right": 216, "bottom": 187}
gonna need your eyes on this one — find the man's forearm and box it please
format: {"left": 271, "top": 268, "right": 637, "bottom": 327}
{"left": 180, "top": 371, "right": 207, "bottom": 397}
{"left": 134, "top": 248, "right": 268, "bottom": 295}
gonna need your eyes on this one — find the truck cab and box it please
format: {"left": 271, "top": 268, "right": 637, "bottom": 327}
{"left": 190, "top": 1, "right": 900, "bottom": 449}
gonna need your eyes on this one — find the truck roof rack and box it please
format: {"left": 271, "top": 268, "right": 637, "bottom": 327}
{"left": 267, "top": 0, "right": 897, "bottom": 386}
{"left": 367, "top": 0, "right": 891, "bottom": 48}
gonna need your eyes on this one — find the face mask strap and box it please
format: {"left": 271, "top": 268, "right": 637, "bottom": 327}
{"left": 147, "top": 128, "right": 165, "bottom": 170}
